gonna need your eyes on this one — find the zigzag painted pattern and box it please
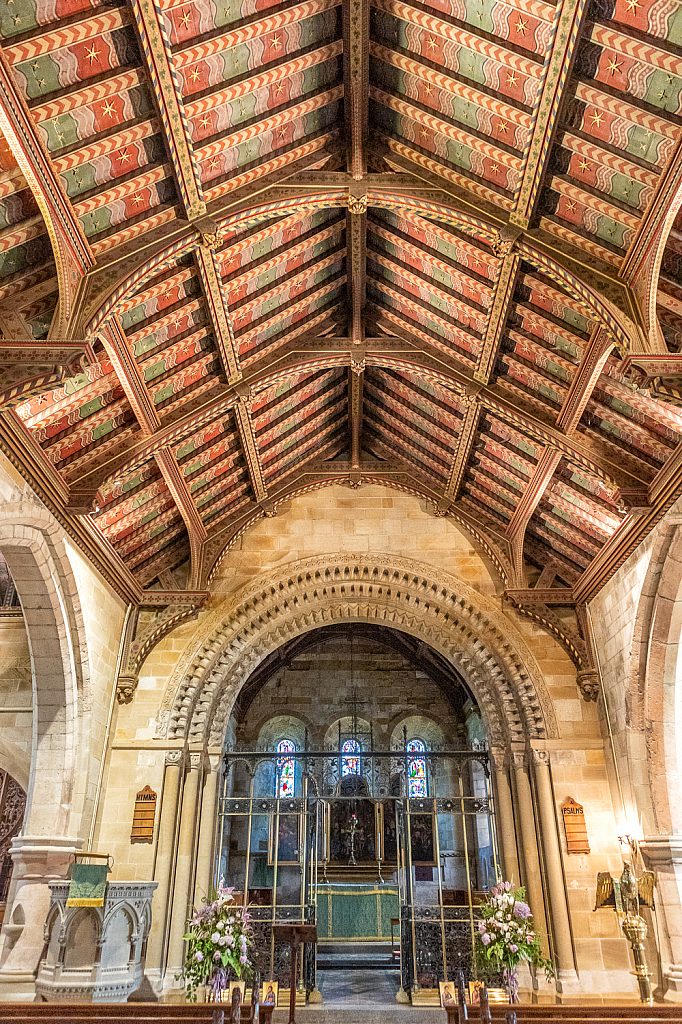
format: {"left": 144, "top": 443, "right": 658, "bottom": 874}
{"left": 377, "top": 208, "right": 495, "bottom": 277}
{"left": 75, "top": 164, "right": 168, "bottom": 214}
{"left": 90, "top": 207, "right": 177, "bottom": 257}
{"left": 368, "top": 187, "right": 496, "bottom": 242}
{"left": 237, "top": 276, "right": 344, "bottom": 347}
{"left": 370, "top": 278, "right": 479, "bottom": 360}
{"left": 195, "top": 86, "right": 343, "bottom": 162}
{"left": 32, "top": 69, "right": 146, "bottom": 121}
{"left": 53, "top": 120, "right": 161, "bottom": 173}
{"left": 4, "top": 8, "right": 131, "bottom": 61}
{"left": 185, "top": 42, "right": 342, "bottom": 119}
{"left": 174, "top": 0, "right": 340, "bottom": 67}
{"left": 227, "top": 222, "right": 343, "bottom": 296}
{"left": 370, "top": 249, "right": 487, "bottom": 332}
{"left": 204, "top": 132, "right": 339, "bottom": 202}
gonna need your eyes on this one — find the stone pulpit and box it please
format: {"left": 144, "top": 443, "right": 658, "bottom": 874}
{"left": 35, "top": 881, "right": 157, "bottom": 1002}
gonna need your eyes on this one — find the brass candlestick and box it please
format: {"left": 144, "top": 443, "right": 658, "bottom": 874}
{"left": 621, "top": 913, "right": 653, "bottom": 1005}
{"left": 348, "top": 814, "right": 358, "bottom": 866}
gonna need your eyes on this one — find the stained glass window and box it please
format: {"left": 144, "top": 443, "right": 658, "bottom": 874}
{"left": 341, "top": 738, "right": 361, "bottom": 776}
{"left": 407, "top": 738, "right": 427, "bottom": 798}
{"left": 276, "top": 739, "right": 295, "bottom": 798}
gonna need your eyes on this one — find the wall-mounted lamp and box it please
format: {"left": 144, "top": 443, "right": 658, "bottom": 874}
{"left": 618, "top": 833, "right": 638, "bottom": 854}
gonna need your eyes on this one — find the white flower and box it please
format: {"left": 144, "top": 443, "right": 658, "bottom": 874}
{"left": 211, "top": 932, "right": 221, "bottom": 943}
{"left": 496, "top": 911, "right": 503, "bottom": 920}
{"left": 219, "top": 935, "right": 228, "bottom": 947}
{"left": 216, "top": 921, "right": 224, "bottom": 931}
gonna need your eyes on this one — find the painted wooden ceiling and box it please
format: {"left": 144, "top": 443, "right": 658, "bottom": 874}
{"left": 1, "top": 0, "right": 682, "bottom": 627}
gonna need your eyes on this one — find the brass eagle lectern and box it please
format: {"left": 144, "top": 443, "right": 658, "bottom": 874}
{"left": 595, "top": 861, "right": 656, "bottom": 1004}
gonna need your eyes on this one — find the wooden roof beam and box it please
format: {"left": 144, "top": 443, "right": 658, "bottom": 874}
{"left": 154, "top": 449, "right": 207, "bottom": 590}
{"left": 511, "top": 0, "right": 591, "bottom": 229}
{"left": 130, "top": 0, "right": 206, "bottom": 221}
{"left": 343, "top": 0, "right": 369, "bottom": 180}
{"left": 0, "top": 54, "right": 94, "bottom": 337}
{"left": 505, "top": 447, "right": 563, "bottom": 587}
{"left": 234, "top": 389, "right": 268, "bottom": 506}
{"left": 195, "top": 243, "right": 242, "bottom": 384}
{"left": 349, "top": 363, "right": 364, "bottom": 472}
{"left": 100, "top": 318, "right": 161, "bottom": 436}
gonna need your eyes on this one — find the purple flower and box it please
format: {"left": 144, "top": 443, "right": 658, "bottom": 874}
{"left": 504, "top": 881, "right": 512, "bottom": 892}
{"left": 513, "top": 901, "right": 531, "bottom": 919}
{"left": 214, "top": 951, "right": 221, "bottom": 961}
{"left": 481, "top": 933, "right": 491, "bottom": 945}
{"left": 240, "top": 953, "right": 248, "bottom": 964}
{"left": 509, "top": 944, "right": 518, "bottom": 953}
{"left": 195, "top": 951, "right": 203, "bottom": 962}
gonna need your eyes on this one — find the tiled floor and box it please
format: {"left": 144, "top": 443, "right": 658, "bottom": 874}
{"left": 315, "top": 969, "right": 402, "bottom": 1007}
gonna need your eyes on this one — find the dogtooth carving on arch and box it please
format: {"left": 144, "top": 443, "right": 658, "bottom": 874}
{"left": 157, "top": 553, "right": 558, "bottom": 748}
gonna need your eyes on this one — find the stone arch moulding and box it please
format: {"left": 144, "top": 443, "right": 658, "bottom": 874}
{"left": 0, "top": 489, "right": 90, "bottom": 837}
{"left": 155, "top": 553, "right": 559, "bottom": 751}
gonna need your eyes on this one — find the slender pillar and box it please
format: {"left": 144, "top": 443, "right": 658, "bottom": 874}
{"left": 511, "top": 752, "right": 549, "bottom": 954}
{"left": 166, "top": 754, "right": 203, "bottom": 978}
{"left": 490, "top": 750, "right": 520, "bottom": 885}
{"left": 194, "top": 755, "right": 220, "bottom": 908}
{"left": 532, "top": 751, "right": 577, "bottom": 980}
{"left": 146, "top": 751, "right": 185, "bottom": 977}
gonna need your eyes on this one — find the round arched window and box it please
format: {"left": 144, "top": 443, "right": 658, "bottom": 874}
{"left": 276, "top": 739, "right": 296, "bottom": 798}
{"left": 407, "top": 738, "right": 427, "bottom": 798}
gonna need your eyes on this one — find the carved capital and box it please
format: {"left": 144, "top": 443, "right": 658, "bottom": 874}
{"left": 491, "top": 233, "right": 517, "bottom": 259}
{"left": 347, "top": 194, "right": 368, "bottom": 215}
{"left": 165, "top": 749, "right": 186, "bottom": 767}
{"left": 116, "top": 674, "right": 139, "bottom": 705}
{"left": 510, "top": 751, "right": 527, "bottom": 771}
{"left": 530, "top": 748, "right": 550, "bottom": 766}
{"left": 189, "top": 752, "right": 205, "bottom": 770}
{"left": 576, "top": 669, "right": 600, "bottom": 702}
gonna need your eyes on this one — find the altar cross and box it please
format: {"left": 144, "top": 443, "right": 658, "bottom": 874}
{"left": 343, "top": 687, "right": 368, "bottom": 740}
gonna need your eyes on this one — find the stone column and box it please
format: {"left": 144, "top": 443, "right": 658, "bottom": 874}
{"left": 0, "top": 835, "right": 81, "bottom": 1000}
{"left": 146, "top": 751, "right": 185, "bottom": 980}
{"left": 193, "top": 755, "right": 220, "bottom": 908}
{"left": 490, "top": 750, "right": 520, "bottom": 885}
{"left": 641, "top": 834, "right": 682, "bottom": 1002}
{"left": 166, "top": 753, "right": 203, "bottom": 982}
{"left": 532, "top": 751, "right": 577, "bottom": 983}
{"left": 511, "top": 752, "right": 549, "bottom": 953}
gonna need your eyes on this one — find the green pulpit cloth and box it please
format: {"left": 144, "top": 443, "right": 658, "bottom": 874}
{"left": 316, "top": 884, "right": 399, "bottom": 941}
{"left": 66, "top": 863, "right": 108, "bottom": 907}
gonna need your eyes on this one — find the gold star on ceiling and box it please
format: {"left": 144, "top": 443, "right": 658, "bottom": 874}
{"left": 200, "top": 115, "right": 210, "bottom": 128}
{"left": 507, "top": 70, "right": 518, "bottom": 86}
{"left": 190, "top": 67, "right": 201, "bottom": 82}
{"left": 424, "top": 82, "right": 432, "bottom": 95}
{"left": 133, "top": 193, "right": 144, "bottom": 206}
{"left": 607, "top": 58, "right": 622, "bottom": 75}
{"left": 271, "top": 34, "right": 281, "bottom": 47}
{"left": 173, "top": 317, "right": 183, "bottom": 328}
{"left": 427, "top": 36, "right": 438, "bottom": 50}
{"left": 580, "top": 157, "right": 590, "bottom": 172}
{"left": 279, "top": 127, "right": 287, "bottom": 137}
{"left": 180, "top": 9, "right": 191, "bottom": 25}
{"left": 516, "top": 18, "right": 527, "bottom": 33}
{"left": 491, "top": 162, "right": 499, "bottom": 172}
{"left": 102, "top": 100, "right": 115, "bottom": 118}
{"left": 625, "top": 0, "right": 639, "bottom": 9}
{"left": 118, "top": 148, "right": 131, "bottom": 163}
{"left": 566, "top": 200, "right": 576, "bottom": 211}
{"left": 498, "top": 120, "right": 508, "bottom": 133}
{"left": 85, "top": 45, "right": 101, "bottom": 65}
{"left": 591, "top": 110, "right": 603, "bottom": 126}
{"left": 658, "top": 89, "right": 668, "bottom": 101}
{"left": 209, "top": 157, "right": 219, "bottom": 169}
{"left": 420, "top": 127, "right": 429, "bottom": 138}
{"left": 276, "top": 82, "right": 284, "bottom": 94}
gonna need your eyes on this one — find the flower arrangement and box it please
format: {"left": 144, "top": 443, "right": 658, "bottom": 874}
{"left": 181, "top": 885, "right": 254, "bottom": 1002}
{"left": 474, "top": 881, "right": 553, "bottom": 1002}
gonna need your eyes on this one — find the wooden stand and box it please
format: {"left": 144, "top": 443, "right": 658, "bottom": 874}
{"left": 271, "top": 924, "right": 317, "bottom": 1024}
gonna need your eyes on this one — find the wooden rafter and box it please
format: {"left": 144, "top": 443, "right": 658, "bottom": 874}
{"left": 349, "top": 364, "right": 363, "bottom": 471}
{"left": 505, "top": 447, "right": 563, "bottom": 587}
{"left": 154, "top": 449, "right": 207, "bottom": 590}
{"left": 129, "top": 0, "right": 206, "bottom": 220}
{"left": 0, "top": 53, "right": 94, "bottom": 337}
{"left": 475, "top": 250, "right": 521, "bottom": 385}
{"left": 343, "top": 0, "right": 369, "bottom": 180}
{"left": 439, "top": 395, "right": 482, "bottom": 510}
{"left": 234, "top": 391, "right": 268, "bottom": 504}
{"left": 194, "top": 243, "right": 241, "bottom": 384}
{"left": 511, "top": 0, "right": 592, "bottom": 229}
{"left": 100, "top": 318, "right": 161, "bottom": 436}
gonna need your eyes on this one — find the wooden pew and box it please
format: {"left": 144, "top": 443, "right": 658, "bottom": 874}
{"left": 0, "top": 983, "right": 275, "bottom": 1024}
{"left": 445, "top": 984, "right": 682, "bottom": 1024}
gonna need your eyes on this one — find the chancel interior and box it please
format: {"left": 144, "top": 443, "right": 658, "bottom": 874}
{"left": 1, "top": 0, "right": 682, "bottom": 1008}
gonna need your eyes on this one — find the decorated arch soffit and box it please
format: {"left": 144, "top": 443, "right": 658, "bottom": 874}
{"left": 155, "top": 552, "right": 560, "bottom": 748}
{"left": 1, "top": 0, "right": 682, "bottom": 616}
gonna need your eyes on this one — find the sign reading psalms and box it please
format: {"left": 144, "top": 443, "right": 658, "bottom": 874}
{"left": 561, "top": 797, "right": 590, "bottom": 854}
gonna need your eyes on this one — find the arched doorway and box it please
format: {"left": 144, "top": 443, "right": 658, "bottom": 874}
{"left": 215, "top": 625, "right": 500, "bottom": 998}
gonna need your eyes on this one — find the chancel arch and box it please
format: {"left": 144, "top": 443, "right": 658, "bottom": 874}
{"left": 158, "top": 553, "right": 559, "bottom": 751}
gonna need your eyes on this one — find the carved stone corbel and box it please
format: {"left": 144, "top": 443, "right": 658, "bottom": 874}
{"left": 116, "top": 674, "right": 139, "bottom": 705}
{"left": 576, "top": 669, "right": 600, "bottom": 702}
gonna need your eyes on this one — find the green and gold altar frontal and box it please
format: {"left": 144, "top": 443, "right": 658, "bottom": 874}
{"left": 316, "top": 883, "right": 399, "bottom": 942}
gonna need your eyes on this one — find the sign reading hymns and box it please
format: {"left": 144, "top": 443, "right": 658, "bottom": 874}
{"left": 561, "top": 797, "right": 590, "bottom": 854}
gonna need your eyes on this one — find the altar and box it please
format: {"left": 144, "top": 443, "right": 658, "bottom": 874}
{"left": 316, "top": 883, "right": 399, "bottom": 942}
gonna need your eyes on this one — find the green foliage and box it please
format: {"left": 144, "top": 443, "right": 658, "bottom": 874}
{"left": 473, "top": 881, "right": 554, "bottom": 982}
{"left": 179, "top": 885, "right": 254, "bottom": 1002}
